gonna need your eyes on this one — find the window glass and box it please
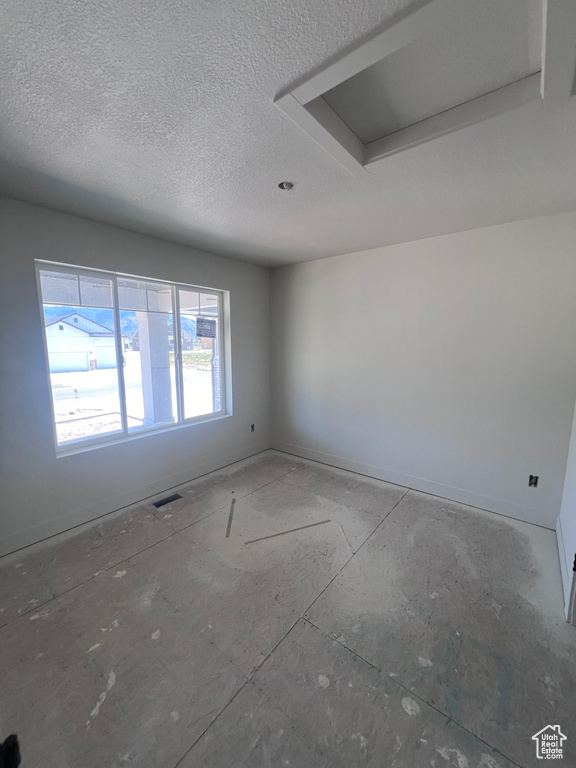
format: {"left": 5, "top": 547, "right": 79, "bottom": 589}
{"left": 121, "top": 299, "right": 177, "bottom": 432}
{"left": 38, "top": 264, "right": 226, "bottom": 450}
{"left": 178, "top": 289, "right": 221, "bottom": 419}
{"left": 146, "top": 283, "right": 172, "bottom": 313}
{"left": 118, "top": 278, "right": 147, "bottom": 311}
{"left": 42, "top": 306, "right": 122, "bottom": 445}
{"left": 79, "top": 275, "right": 113, "bottom": 307}
{"left": 179, "top": 289, "right": 200, "bottom": 314}
{"left": 39, "top": 271, "right": 80, "bottom": 305}
{"left": 199, "top": 293, "right": 219, "bottom": 316}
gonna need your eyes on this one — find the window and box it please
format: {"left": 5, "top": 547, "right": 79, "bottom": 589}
{"left": 36, "top": 262, "right": 228, "bottom": 451}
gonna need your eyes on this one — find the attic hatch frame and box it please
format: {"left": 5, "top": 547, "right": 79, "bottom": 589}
{"left": 274, "top": 0, "right": 576, "bottom": 175}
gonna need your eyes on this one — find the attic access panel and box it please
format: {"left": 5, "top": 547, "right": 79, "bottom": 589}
{"left": 275, "top": 0, "right": 576, "bottom": 174}
{"left": 322, "top": 0, "right": 542, "bottom": 145}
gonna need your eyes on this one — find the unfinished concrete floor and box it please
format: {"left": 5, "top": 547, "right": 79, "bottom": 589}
{"left": 1, "top": 450, "right": 574, "bottom": 767}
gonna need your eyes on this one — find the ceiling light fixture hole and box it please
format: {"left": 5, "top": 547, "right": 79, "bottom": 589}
{"left": 278, "top": 181, "right": 294, "bottom": 190}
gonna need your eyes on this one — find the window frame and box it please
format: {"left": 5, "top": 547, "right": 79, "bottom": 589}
{"left": 35, "top": 260, "right": 230, "bottom": 455}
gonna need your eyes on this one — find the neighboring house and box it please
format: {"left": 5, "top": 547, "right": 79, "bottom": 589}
{"left": 176, "top": 327, "right": 196, "bottom": 351}
{"left": 44, "top": 313, "right": 117, "bottom": 372}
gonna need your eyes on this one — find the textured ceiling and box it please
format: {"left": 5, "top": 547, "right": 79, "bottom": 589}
{"left": 1, "top": 0, "right": 576, "bottom": 266}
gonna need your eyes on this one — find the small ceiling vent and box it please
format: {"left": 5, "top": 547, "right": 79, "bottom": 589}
{"left": 275, "top": 0, "right": 576, "bottom": 174}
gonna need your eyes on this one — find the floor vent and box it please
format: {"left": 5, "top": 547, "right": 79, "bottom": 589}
{"left": 153, "top": 493, "right": 182, "bottom": 508}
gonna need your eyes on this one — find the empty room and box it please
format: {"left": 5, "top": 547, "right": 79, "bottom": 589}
{"left": 1, "top": 0, "right": 576, "bottom": 766}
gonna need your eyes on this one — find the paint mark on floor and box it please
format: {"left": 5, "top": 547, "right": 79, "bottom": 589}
{"left": 90, "top": 670, "right": 116, "bottom": 720}
{"left": 151, "top": 630, "right": 161, "bottom": 640}
{"left": 113, "top": 570, "right": 127, "bottom": 579}
{"left": 436, "top": 747, "right": 469, "bottom": 767}
{"left": 28, "top": 609, "right": 50, "bottom": 621}
{"left": 351, "top": 732, "right": 367, "bottom": 751}
{"left": 90, "top": 692, "right": 106, "bottom": 719}
{"left": 477, "top": 755, "right": 501, "bottom": 768}
{"left": 318, "top": 674, "right": 330, "bottom": 688}
{"left": 88, "top": 644, "right": 101, "bottom": 653}
{"left": 402, "top": 697, "right": 421, "bottom": 715}
{"left": 544, "top": 675, "right": 556, "bottom": 692}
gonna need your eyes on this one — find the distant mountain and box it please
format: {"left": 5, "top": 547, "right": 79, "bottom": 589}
{"left": 43, "top": 306, "right": 197, "bottom": 337}
{"left": 121, "top": 312, "right": 137, "bottom": 336}
{"left": 179, "top": 316, "right": 197, "bottom": 336}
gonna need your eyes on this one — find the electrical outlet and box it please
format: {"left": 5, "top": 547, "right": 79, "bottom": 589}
{"left": 529, "top": 475, "right": 539, "bottom": 488}
{"left": 250, "top": 424, "right": 255, "bottom": 432}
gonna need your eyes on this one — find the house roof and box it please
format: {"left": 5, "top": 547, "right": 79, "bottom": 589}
{"left": 44, "top": 313, "right": 115, "bottom": 336}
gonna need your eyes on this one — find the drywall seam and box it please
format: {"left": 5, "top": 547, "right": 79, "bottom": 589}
{"left": 0, "top": 440, "right": 270, "bottom": 557}
{"left": 272, "top": 440, "right": 553, "bottom": 530}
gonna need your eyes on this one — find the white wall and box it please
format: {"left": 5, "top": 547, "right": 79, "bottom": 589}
{"left": 271, "top": 211, "right": 576, "bottom": 528}
{"left": 3, "top": 198, "right": 576, "bottom": 556}
{"left": 0, "top": 197, "right": 271, "bottom": 556}
{"left": 557, "top": 396, "right": 576, "bottom": 619}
